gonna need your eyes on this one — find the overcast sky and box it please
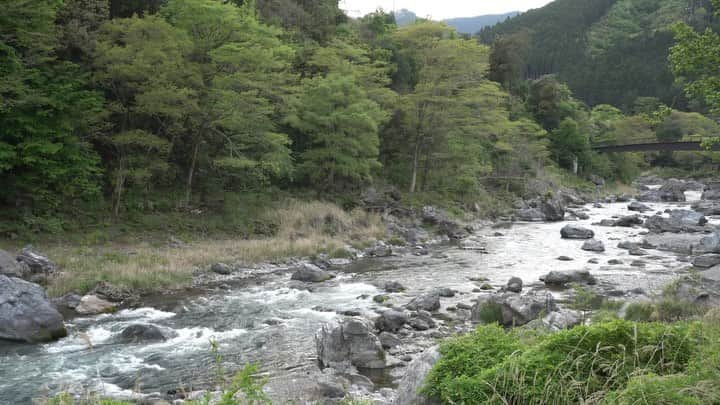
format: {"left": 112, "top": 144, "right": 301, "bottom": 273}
{"left": 341, "top": 0, "right": 553, "bottom": 20}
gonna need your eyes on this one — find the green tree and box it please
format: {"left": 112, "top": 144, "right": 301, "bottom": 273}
{"left": 288, "top": 74, "right": 386, "bottom": 191}
{"left": 162, "top": 0, "right": 296, "bottom": 204}
{"left": 94, "top": 15, "right": 201, "bottom": 217}
{"left": 549, "top": 118, "right": 591, "bottom": 173}
{"left": 0, "top": 0, "right": 103, "bottom": 213}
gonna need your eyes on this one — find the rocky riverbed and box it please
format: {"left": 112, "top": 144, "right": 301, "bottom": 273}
{"left": 1, "top": 178, "right": 720, "bottom": 404}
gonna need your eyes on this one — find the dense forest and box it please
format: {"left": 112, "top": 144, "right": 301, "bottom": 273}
{"left": 479, "top": 0, "right": 720, "bottom": 110}
{"left": 0, "top": 0, "right": 719, "bottom": 238}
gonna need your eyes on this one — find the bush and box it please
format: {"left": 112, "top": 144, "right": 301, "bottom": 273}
{"left": 423, "top": 320, "right": 704, "bottom": 404}
{"left": 624, "top": 302, "right": 655, "bottom": 322}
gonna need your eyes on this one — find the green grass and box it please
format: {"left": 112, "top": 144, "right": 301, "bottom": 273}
{"left": 424, "top": 319, "right": 719, "bottom": 404}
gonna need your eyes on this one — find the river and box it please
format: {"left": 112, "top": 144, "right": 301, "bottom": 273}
{"left": 0, "top": 190, "right": 714, "bottom": 403}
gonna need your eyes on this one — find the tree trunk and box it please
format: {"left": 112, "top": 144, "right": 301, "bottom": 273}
{"left": 184, "top": 139, "right": 200, "bottom": 208}
{"left": 410, "top": 141, "right": 420, "bottom": 193}
{"left": 112, "top": 169, "right": 125, "bottom": 220}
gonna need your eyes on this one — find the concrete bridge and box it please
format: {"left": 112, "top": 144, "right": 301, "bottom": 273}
{"left": 592, "top": 136, "right": 718, "bottom": 153}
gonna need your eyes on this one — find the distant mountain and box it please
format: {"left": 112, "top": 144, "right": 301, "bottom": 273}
{"left": 393, "top": 9, "right": 520, "bottom": 34}
{"left": 445, "top": 12, "right": 520, "bottom": 34}
{"left": 394, "top": 9, "right": 417, "bottom": 26}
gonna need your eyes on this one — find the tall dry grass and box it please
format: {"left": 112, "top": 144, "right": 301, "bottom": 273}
{"left": 46, "top": 200, "right": 385, "bottom": 296}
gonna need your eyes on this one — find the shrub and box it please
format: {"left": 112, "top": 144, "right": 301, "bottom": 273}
{"left": 624, "top": 302, "right": 655, "bottom": 322}
{"left": 424, "top": 320, "right": 704, "bottom": 404}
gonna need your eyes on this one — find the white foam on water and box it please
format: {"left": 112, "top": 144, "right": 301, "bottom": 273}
{"left": 134, "top": 326, "right": 248, "bottom": 355}
{"left": 685, "top": 190, "right": 702, "bottom": 202}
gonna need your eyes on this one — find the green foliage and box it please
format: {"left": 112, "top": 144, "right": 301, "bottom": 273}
{"left": 424, "top": 320, "right": 706, "bottom": 404}
{"left": 289, "top": 73, "right": 386, "bottom": 191}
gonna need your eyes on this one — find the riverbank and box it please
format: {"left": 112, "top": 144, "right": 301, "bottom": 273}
{"left": 2, "top": 176, "right": 720, "bottom": 403}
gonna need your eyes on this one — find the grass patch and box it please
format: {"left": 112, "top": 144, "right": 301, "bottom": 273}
{"left": 423, "top": 319, "right": 717, "bottom": 404}
{"left": 36, "top": 200, "right": 384, "bottom": 296}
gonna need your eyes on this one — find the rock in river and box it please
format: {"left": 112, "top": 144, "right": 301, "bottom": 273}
{"left": 693, "top": 254, "right": 720, "bottom": 269}
{"left": 374, "top": 309, "right": 408, "bottom": 332}
{"left": 75, "top": 294, "right": 117, "bottom": 315}
{"left": 561, "top": 225, "right": 595, "bottom": 239}
{"left": 628, "top": 202, "right": 652, "bottom": 212}
{"left": 540, "top": 270, "right": 597, "bottom": 287}
{"left": 119, "top": 324, "right": 176, "bottom": 343}
{"left": 0, "top": 275, "right": 67, "bottom": 343}
{"left": 506, "top": 277, "right": 523, "bottom": 293}
{"left": 316, "top": 317, "right": 386, "bottom": 370}
{"left": 291, "top": 263, "right": 333, "bottom": 283}
{"left": 406, "top": 293, "right": 441, "bottom": 312}
{"left": 582, "top": 239, "right": 605, "bottom": 252}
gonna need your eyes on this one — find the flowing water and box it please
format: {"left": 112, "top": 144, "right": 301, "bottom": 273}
{"left": 0, "top": 191, "right": 716, "bottom": 403}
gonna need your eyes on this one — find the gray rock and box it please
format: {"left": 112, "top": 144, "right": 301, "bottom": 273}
{"left": 542, "top": 310, "right": 582, "bottom": 331}
{"left": 395, "top": 347, "right": 441, "bottom": 405}
{"left": 702, "top": 182, "right": 720, "bottom": 200}
{"left": 539, "top": 198, "right": 565, "bottom": 221}
{"left": 617, "top": 241, "right": 641, "bottom": 250}
{"left": 557, "top": 256, "right": 574, "bottom": 261}
{"left": 631, "top": 260, "right": 646, "bottom": 267}
{"left": 582, "top": 239, "right": 605, "bottom": 252}
{"left": 316, "top": 317, "right": 386, "bottom": 369}
{"left": 0, "top": 249, "right": 25, "bottom": 278}
{"left": 210, "top": 263, "right": 233, "bottom": 275}
{"left": 643, "top": 233, "right": 706, "bottom": 254}
{"left": 291, "top": 263, "right": 333, "bottom": 283}
{"left": 367, "top": 243, "right": 393, "bottom": 257}
{"left": 692, "top": 201, "right": 720, "bottom": 215}
{"left": 516, "top": 208, "right": 545, "bottom": 222}
{"left": 614, "top": 215, "right": 644, "bottom": 227}
{"left": 16, "top": 246, "right": 55, "bottom": 278}
{"left": 471, "top": 291, "right": 557, "bottom": 326}
{"left": 540, "top": 270, "right": 596, "bottom": 287}
{"left": 409, "top": 318, "right": 430, "bottom": 331}
{"left": 644, "top": 214, "right": 707, "bottom": 234}
{"left": 561, "top": 225, "right": 595, "bottom": 239}
{"left": 378, "top": 331, "right": 401, "bottom": 349}
{"left": 696, "top": 231, "right": 720, "bottom": 254}
{"left": 693, "top": 254, "right": 720, "bottom": 268}
{"left": 0, "top": 275, "right": 67, "bottom": 342}
{"left": 628, "top": 202, "right": 652, "bottom": 212}
{"left": 51, "top": 293, "right": 82, "bottom": 310}
{"left": 374, "top": 310, "right": 408, "bottom": 332}
{"left": 433, "top": 287, "right": 455, "bottom": 297}
{"left": 119, "top": 324, "right": 176, "bottom": 343}
{"left": 506, "top": 277, "right": 523, "bottom": 293}
{"left": 91, "top": 281, "right": 136, "bottom": 304}
{"left": 75, "top": 294, "right": 117, "bottom": 315}
{"left": 406, "top": 293, "right": 441, "bottom": 312}
{"left": 608, "top": 259, "right": 623, "bottom": 265}
{"left": 383, "top": 281, "right": 406, "bottom": 293}
{"left": 669, "top": 209, "right": 708, "bottom": 226}
{"left": 373, "top": 294, "right": 390, "bottom": 304}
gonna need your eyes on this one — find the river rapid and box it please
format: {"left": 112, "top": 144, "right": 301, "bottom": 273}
{"left": 0, "top": 189, "right": 716, "bottom": 403}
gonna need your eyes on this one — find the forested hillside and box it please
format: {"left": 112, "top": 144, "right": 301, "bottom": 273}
{"left": 0, "top": 0, "right": 551, "bottom": 237}
{"left": 479, "top": 0, "right": 720, "bottom": 110}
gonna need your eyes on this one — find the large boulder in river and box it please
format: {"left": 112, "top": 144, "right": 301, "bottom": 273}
{"left": 614, "top": 214, "right": 644, "bottom": 227}
{"left": 515, "top": 208, "right": 546, "bottom": 222}
{"left": 539, "top": 197, "right": 565, "bottom": 221}
{"left": 394, "top": 346, "right": 441, "bottom": 405}
{"left": 374, "top": 309, "right": 408, "bottom": 332}
{"left": 540, "top": 270, "right": 597, "bottom": 287}
{"left": 628, "top": 202, "right": 652, "bottom": 212}
{"left": 406, "top": 293, "right": 441, "bottom": 312}
{"left": 702, "top": 182, "right": 720, "bottom": 200}
{"left": 291, "top": 263, "right": 333, "bottom": 283}
{"left": 696, "top": 231, "right": 720, "bottom": 254}
{"left": 638, "top": 180, "right": 687, "bottom": 202}
{"left": 471, "top": 291, "right": 557, "bottom": 327}
{"left": 692, "top": 201, "right": 720, "bottom": 215}
{"left": 561, "top": 225, "right": 595, "bottom": 239}
{"left": 316, "top": 317, "right": 386, "bottom": 370}
{"left": 643, "top": 233, "right": 706, "bottom": 254}
{"left": 0, "top": 275, "right": 67, "bottom": 342}
{"left": 644, "top": 213, "right": 707, "bottom": 233}
{"left": 582, "top": 239, "right": 605, "bottom": 252}
{"left": 693, "top": 254, "right": 720, "bottom": 269}
{"left": 0, "top": 249, "right": 25, "bottom": 278}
